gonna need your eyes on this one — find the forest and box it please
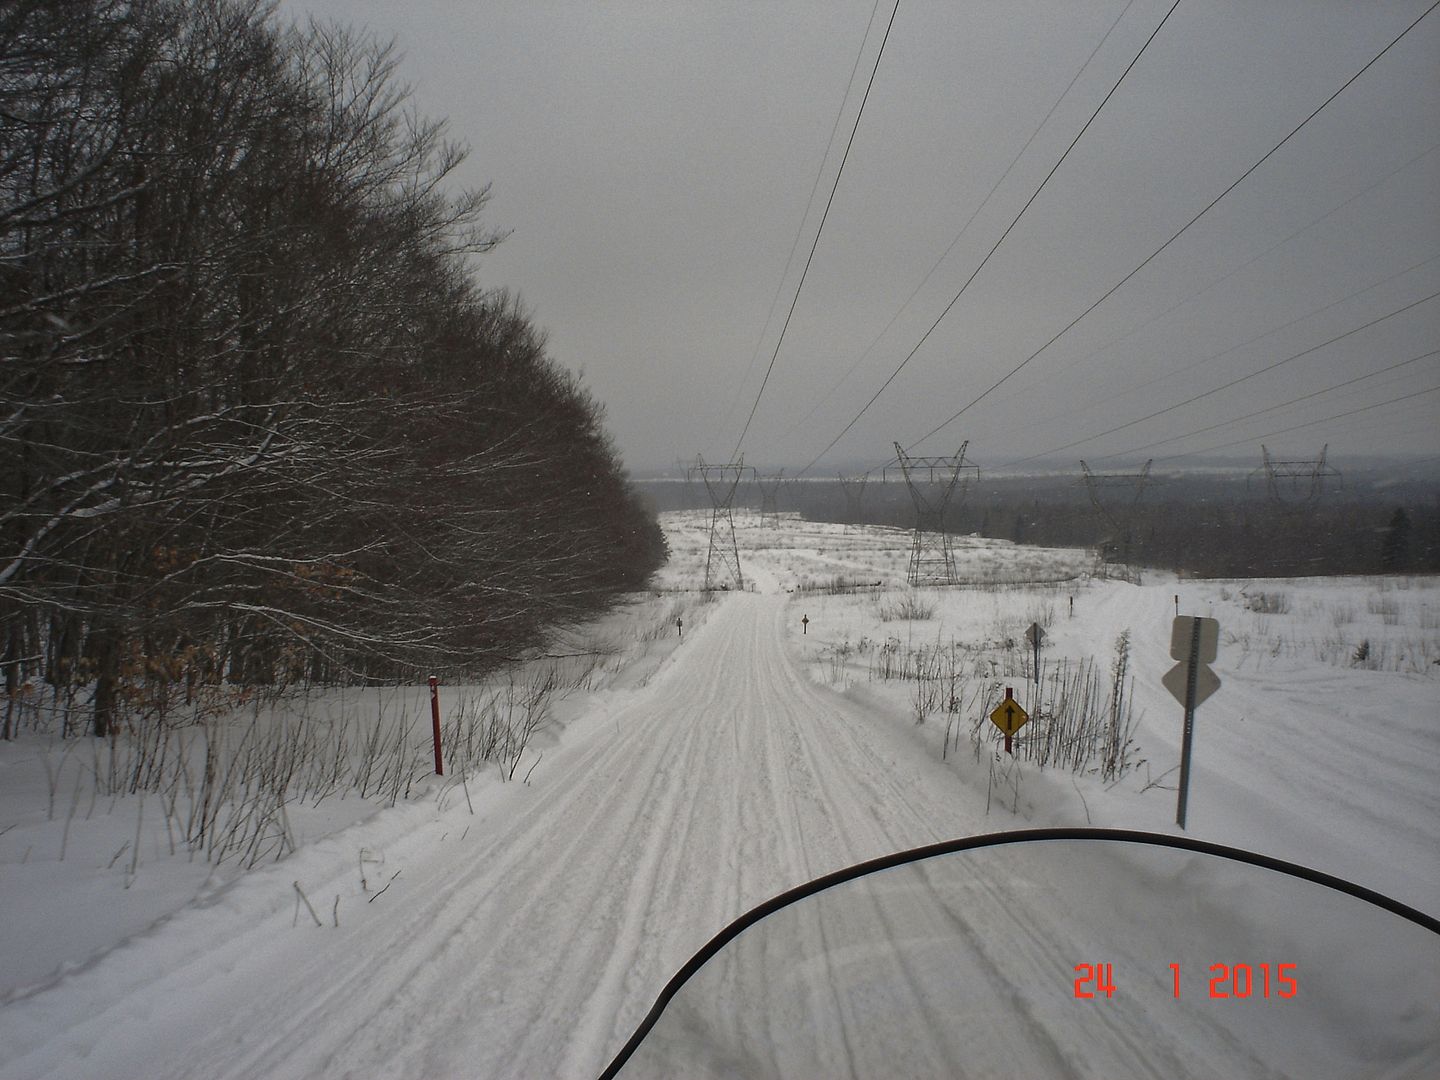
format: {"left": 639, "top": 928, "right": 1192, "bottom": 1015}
{"left": 1, "top": 0, "right": 668, "bottom": 739}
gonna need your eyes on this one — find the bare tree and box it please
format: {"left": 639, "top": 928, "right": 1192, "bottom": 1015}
{"left": 2, "top": 0, "right": 665, "bottom": 738}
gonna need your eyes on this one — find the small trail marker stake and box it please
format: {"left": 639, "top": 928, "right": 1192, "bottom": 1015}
{"left": 429, "top": 675, "right": 444, "bottom": 776}
{"left": 989, "top": 687, "right": 1030, "bottom": 755}
{"left": 1161, "top": 617, "right": 1220, "bottom": 829}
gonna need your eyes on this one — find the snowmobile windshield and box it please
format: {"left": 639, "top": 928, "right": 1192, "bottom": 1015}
{"left": 600, "top": 829, "right": 1439, "bottom": 1080}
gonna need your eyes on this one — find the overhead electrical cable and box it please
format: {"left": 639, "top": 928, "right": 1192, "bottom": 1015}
{"left": 1014, "top": 250, "right": 1440, "bottom": 439}
{"left": 1093, "top": 348, "right": 1440, "bottom": 461}
{"left": 905, "top": 0, "right": 1440, "bottom": 456}
{"left": 784, "top": 0, "right": 1138, "bottom": 437}
{"left": 1000, "top": 288, "right": 1440, "bottom": 466}
{"left": 797, "top": 0, "right": 1183, "bottom": 477}
{"left": 714, "top": 0, "right": 885, "bottom": 444}
{"left": 983, "top": 148, "right": 1440, "bottom": 427}
{"left": 731, "top": 0, "right": 902, "bottom": 459}
{"left": 1000, "top": 252, "right": 1440, "bottom": 459}
{"left": 1150, "top": 384, "right": 1440, "bottom": 462}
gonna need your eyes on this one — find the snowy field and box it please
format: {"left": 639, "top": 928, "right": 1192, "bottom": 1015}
{"left": 1, "top": 510, "right": 1437, "bottom": 1078}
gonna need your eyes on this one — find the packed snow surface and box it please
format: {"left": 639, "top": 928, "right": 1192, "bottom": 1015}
{"left": 1, "top": 512, "right": 1437, "bottom": 1078}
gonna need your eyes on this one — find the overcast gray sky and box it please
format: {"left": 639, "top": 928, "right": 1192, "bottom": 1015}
{"left": 278, "top": 1, "right": 1439, "bottom": 476}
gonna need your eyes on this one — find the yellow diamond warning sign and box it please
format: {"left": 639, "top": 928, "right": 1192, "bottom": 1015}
{"left": 989, "top": 694, "right": 1029, "bottom": 736}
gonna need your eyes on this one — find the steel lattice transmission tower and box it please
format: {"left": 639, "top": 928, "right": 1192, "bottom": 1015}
{"left": 757, "top": 470, "right": 785, "bottom": 528}
{"left": 838, "top": 473, "right": 868, "bottom": 529}
{"left": 1079, "top": 459, "right": 1153, "bottom": 565}
{"left": 676, "top": 456, "right": 698, "bottom": 508}
{"left": 689, "top": 455, "right": 753, "bottom": 590}
{"left": 885, "top": 442, "right": 978, "bottom": 586}
{"left": 1249, "top": 444, "right": 1341, "bottom": 513}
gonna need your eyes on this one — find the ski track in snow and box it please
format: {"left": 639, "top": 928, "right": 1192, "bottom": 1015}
{"left": 1, "top": 531, "right": 1436, "bottom": 1079}
{"left": 0, "top": 563, "right": 991, "bottom": 1079}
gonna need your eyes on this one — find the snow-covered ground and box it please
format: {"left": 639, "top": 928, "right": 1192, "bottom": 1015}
{"left": 1, "top": 511, "right": 1436, "bottom": 1077}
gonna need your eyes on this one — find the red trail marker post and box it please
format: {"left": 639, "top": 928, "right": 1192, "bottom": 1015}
{"left": 429, "top": 675, "right": 444, "bottom": 776}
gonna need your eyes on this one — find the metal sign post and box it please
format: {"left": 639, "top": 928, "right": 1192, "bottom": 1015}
{"left": 1025, "top": 622, "right": 1044, "bottom": 683}
{"left": 1162, "top": 617, "right": 1220, "bottom": 829}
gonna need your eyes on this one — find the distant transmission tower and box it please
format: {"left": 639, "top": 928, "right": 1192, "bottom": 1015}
{"left": 838, "top": 473, "right": 868, "bottom": 529}
{"left": 1079, "top": 459, "right": 1153, "bottom": 565}
{"left": 757, "top": 470, "right": 785, "bottom": 528}
{"left": 1249, "top": 444, "right": 1341, "bottom": 512}
{"left": 885, "top": 442, "right": 978, "bottom": 586}
{"left": 689, "top": 454, "right": 753, "bottom": 590}
{"left": 676, "top": 455, "right": 697, "bottom": 508}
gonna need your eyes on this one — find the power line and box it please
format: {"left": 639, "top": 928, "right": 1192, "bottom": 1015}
{"left": 1094, "top": 348, "right": 1439, "bottom": 461}
{"left": 796, "top": 0, "right": 1183, "bottom": 477}
{"left": 981, "top": 149, "right": 1440, "bottom": 430}
{"left": 847, "top": 257, "right": 1440, "bottom": 482}
{"left": 1150, "top": 383, "right": 1440, "bottom": 462}
{"left": 1002, "top": 288, "right": 1439, "bottom": 465}
{"left": 731, "top": 0, "right": 902, "bottom": 459}
{"left": 783, "top": 0, "right": 1138, "bottom": 439}
{"left": 714, "top": 0, "right": 885, "bottom": 445}
{"left": 907, "top": 0, "right": 1440, "bottom": 455}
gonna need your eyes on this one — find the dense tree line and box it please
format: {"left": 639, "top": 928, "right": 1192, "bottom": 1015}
{"left": 1, "top": 0, "right": 667, "bottom": 737}
{"left": 956, "top": 473, "right": 1439, "bottom": 578}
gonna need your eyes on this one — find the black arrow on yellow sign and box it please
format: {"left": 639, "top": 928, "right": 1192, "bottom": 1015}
{"left": 989, "top": 687, "right": 1030, "bottom": 753}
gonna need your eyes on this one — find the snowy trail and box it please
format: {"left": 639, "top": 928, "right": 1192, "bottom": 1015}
{"left": 3, "top": 529, "right": 1436, "bottom": 1077}
{"left": 0, "top": 585, "right": 985, "bottom": 1080}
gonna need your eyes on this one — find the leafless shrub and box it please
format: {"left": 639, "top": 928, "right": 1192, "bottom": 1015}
{"left": 971, "top": 631, "right": 1139, "bottom": 782}
{"left": 1368, "top": 596, "right": 1401, "bottom": 626}
{"left": 794, "top": 577, "right": 884, "bottom": 595}
{"left": 52, "top": 662, "right": 563, "bottom": 870}
{"left": 877, "top": 592, "right": 936, "bottom": 622}
{"left": 1243, "top": 590, "right": 1290, "bottom": 615}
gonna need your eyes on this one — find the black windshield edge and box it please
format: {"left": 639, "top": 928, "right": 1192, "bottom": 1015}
{"left": 596, "top": 827, "right": 1440, "bottom": 1080}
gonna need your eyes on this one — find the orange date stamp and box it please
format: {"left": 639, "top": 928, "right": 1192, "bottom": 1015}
{"left": 1074, "top": 962, "right": 1298, "bottom": 999}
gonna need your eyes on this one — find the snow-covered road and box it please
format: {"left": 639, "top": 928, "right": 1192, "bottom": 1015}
{"left": 3, "top": 542, "right": 1436, "bottom": 1079}
{"left": 0, "top": 583, "right": 986, "bottom": 1079}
